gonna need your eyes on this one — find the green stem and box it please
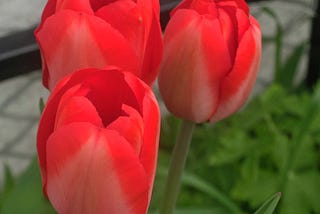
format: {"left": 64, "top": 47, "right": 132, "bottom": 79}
{"left": 159, "top": 119, "right": 195, "bottom": 214}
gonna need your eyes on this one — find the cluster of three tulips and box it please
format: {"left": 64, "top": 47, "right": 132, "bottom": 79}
{"left": 35, "top": 0, "right": 261, "bottom": 213}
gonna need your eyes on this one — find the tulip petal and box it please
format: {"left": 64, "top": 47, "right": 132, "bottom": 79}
{"left": 124, "top": 72, "right": 160, "bottom": 193}
{"left": 54, "top": 85, "right": 104, "bottom": 129}
{"left": 216, "top": 0, "right": 249, "bottom": 15}
{"left": 211, "top": 17, "right": 261, "bottom": 122}
{"left": 95, "top": 0, "right": 145, "bottom": 59}
{"left": 35, "top": 10, "right": 139, "bottom": 89}
{"left": 82, "top": 71, "right": 141, "bottom": 126}
{"left": 46, "top": 123, "right": 149, "bottom": 214}
{"left": 107, "top": 104, "right": 144, "bottom": 155}
{"left": 38, "top": 0, "right": 57, "bottom": 23}
{"left": 90, "top": 0, "right": 113, "bottom": 11}
{"left": 55, "top": 0, "right": 93, "bottom": 14}
{"left": 140, "top": 10, "right": 163, "bottom": 84}
{"left": 95, "top": 0, "right": 162, "bottom": 84}
{"left": 159, "top": 9, "right": 232, "bottom": 122}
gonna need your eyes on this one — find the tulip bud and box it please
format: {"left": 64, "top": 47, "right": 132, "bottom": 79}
{"left": 158, "top": 0, "right": 261, "bottom": 123}
{"left": 37, "top": 67, "right": 160, "bottom": 214}
{"left": 35, "top": 0, "right": 163, "bottom": 90}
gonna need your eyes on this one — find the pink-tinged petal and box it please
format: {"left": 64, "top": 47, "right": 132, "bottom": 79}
{"left": 140, "top": 11, "right": 163, "bottom": 84}
{"left": 46, "top": 123, "right": 150, "bottom": 214}
{"left": 148, "top": 0, "right": 160, "bottom": 18}
{"left": 54, "top": 85, "right": 104, "bottom": 129}
{"left": 55, "top": 0, "right": 94, "bottom": 14}
{"left": 95, "top": 0, "right": 162, "bottom": 84}
{"left": 35, "top": 10, "right": 139, "bottom": 90}
{"left": 234, "top": 7, "right": 250, "bottom": 41}
{"left": 95, "top": 0, "right": 145, "bottom": 60}
{"left": 107, "top": 104, "right": 144, "bottom": 155}
{"left": 81, "top": 70, "right": 140, "bottom": 126}
{"left": 210, "top": 17, "right": 261, "bottom": 122}
{"left": 38, "top": 68, "right": 160, "bottom": 208}
{"left": 217, "top": 7, "right": 237, "bottom": 63}
{"left": 37, "top": 76, "right": 76, "bottom": 189}
{"left": 37, "top": 69, "right": 104, "bottom": 187}
{"left": 139, "top": 89, "right": 160, "bottom": 197}
{"left": 159, "top": 9, "right": 232, "bottom": 122}
{"left": 216, "top": 0, "right": 249, "bottom": 15}
{"left": 123, "top": 72, "right": 160, "bottom": 193}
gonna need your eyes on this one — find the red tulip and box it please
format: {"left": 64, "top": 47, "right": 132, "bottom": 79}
{"left": 35, "top": 0, "right": 163, "bottom": 90}
{"left": 37, "top": 67, "right": 160, "bottom": 213}
{"left": 158, "top": 0, "right": 261, "bottom": 123}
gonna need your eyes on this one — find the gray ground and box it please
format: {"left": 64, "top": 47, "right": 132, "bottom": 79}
{"left": 0, "top": 0, "right": 315, "bottom": 184}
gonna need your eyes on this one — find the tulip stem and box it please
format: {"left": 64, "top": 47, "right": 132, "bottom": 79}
{"left": 159, "top": 119, "right": 195, "bottom": 214}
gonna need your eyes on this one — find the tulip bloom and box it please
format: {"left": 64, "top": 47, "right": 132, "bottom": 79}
{"left": 158, "top": 0, "right": 261, "bottom": 123}
{"left": 37, "top": 67, "right": 160, "bottom": 213}
{"left": 35, "top": 0, "right": 163, "bottom": 90}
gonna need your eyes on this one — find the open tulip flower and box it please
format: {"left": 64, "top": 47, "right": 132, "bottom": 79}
{"left": 37, "top": 67, "right": 160, "bottom": 214}
{"left": 35, "top": 0, "right": 163, "bottom": 90}
{"left": 158, "top": 0, "right": 262, "bottom": 123}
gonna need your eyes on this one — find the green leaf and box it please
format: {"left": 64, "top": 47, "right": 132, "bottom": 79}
{"left": 254, "top": 192, "right": 281, "bottom": 214}
{"left": 280, "top": 171, "right": 320, "bottom": 214}
{"left": 0, "top": 165, "right": 15, "bottom": 209}
{"left": 261, "top": 7, "right": 283, "bottom": 79}
{"left": 39, "top": 97, "right": 45, "bottom": 114}
{"left": 276, "top": 42, "right": 307, "bottom": 89}
{"left": 181, "top": 172, "right": 242, "bottom": 213}
{"left": 149, "top": 207, "right": 228, "bottom": 214}
{"left": 156, "top": 168, "right": 242, "bottom": 213}
{"left": 0, "top": 158, "right": 56, "bottom": 214}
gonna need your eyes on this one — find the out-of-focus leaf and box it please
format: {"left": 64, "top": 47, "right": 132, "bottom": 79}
{"left": 0, "top": 158, "right": 55, "bottom": 214}
{"left": 181, "top": 172, "right": 242, "bottom": 213}
{"left": 232, "top": 169, "right": 279, "bottom": 208}
{"left": 157, "top": 168, "right": 242, "bottom": 213}
{"left": 261, "top": 7, "right": 283, "bottom": 79}
{"left": 173, "top": 207, "right": 228, "bottom": 214}
{"left": 0, "top": 165, "right": 15, "bottom": 209}
{"left": 39, "top": 97, "right": 45, "bottom": 114}
{"left": 254, "top": 192, "right": 281, "bottom": 214}
{"left": 276, "top": 42, "right": 307, "bottom": 89}
{"left": 149, "top": 207, "right": 227, "bottom": 214}
{"left": 280, "top": 172, "right": 320, "bottom": 214}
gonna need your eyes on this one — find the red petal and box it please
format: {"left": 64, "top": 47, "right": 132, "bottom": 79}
{"left": 46, "top": 123, "right": 150, "bottom": 214}
{"left": 107, "top": 104, "right": 144, "bottom": 155}
{"left": 140, "top": 10, "right": 163, "bottom": 84}
{"left": 217, "top": 7, "right": 238, "bottom": 63}
{"left": 39, "top": 0, "right": 57, "bottom": 23}
{"left": 211, "top": 17, "right": 261, "bottom": 122}
{"left": 55, "top": 0, "right": 94, "bottom": 14}
{"left": 90, "top": 0, "right": 114, "bottom": 11}
{"left": 38, "top": 68, "right": 160, "bottom": 201}
{"left": 124, "top": 72, "right": 160, "bottom": 192}
{"left": 96, "top": 0, "right": 145, "bottom": 59}
{"left": 54, "top": 85, "right": 104, "bottom": 129}
{"left": 35, "top": 10, "right": 139, "bottom": 90}
{"left": 96, "top": 0, "right": 162, "bottom": 84}
{"left": 216, "top": 0, "right": 249, "bottom": 15}
{"left": 159, "top": 9, "right": 232, "bottom": 122}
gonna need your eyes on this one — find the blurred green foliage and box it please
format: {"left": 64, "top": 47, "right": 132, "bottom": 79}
{"left": 150, "top": 83, "right": 320, "bottom": 214}
{"left": 0, "top": 158, "right": 55, "bottom": 214}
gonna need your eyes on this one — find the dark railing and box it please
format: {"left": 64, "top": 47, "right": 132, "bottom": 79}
{"left": 2, "top": 0, "right": 308, "bottom": 83}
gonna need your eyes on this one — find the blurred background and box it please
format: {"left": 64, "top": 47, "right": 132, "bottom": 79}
{"left": 0, "top": 0, "right": 319, "bottom": 213}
